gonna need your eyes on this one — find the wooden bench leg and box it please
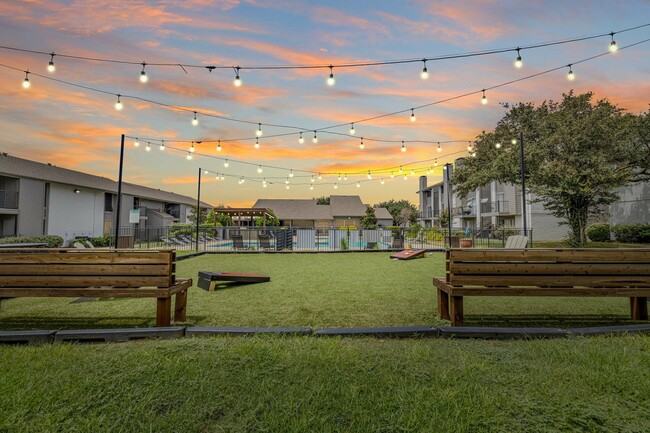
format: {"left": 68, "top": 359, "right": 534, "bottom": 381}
{"left": 438, "top": 289, "right": 450, "bottom": 320}
{"left": 630, "top": 297, "right": 649, "bottom": 321}
{"left": 174, "top": 290, "right": 187, "bottom": 323}
{"left": 450, "top": 296, "right": 464, "bottom": 327}
{"left": 156, "top": 297, "right": 172, "bottom": 327}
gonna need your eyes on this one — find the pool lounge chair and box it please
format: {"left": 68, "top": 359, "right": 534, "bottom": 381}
{"left": 232, "top": 234, "right": 249, "bottom": 250}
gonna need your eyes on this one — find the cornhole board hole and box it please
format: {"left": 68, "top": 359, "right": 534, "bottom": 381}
{"left": 390, "top": 249, "right": 426, "bottom": 260}
{"left": 198, "top": 271, "right": 270, "bottom": 291}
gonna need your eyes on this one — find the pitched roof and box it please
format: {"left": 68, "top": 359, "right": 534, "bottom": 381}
{"left": 330, "top": 195, "right": 367, "bottom": 217}
{"left": 253, "top": 199, "right": 333, "bottom": 220}
{"left": 0, "top": 153, "right": 209, "bottom": 207}
{"left": 373, "top": 207, "right": 393, "bottom": 220}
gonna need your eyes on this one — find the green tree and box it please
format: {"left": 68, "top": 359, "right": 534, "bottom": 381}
{"left": 360, "top": 206, "right": 378, "bottom": 229}
{"left": 255, "top": 212, "right": 280, "bottom": 227}
{"left": 188, "top": 205, "right": 208, "bottom": 225}
{"left": 453, "top": 92, "right": 649, "bottom": 246}
{"left": 206, "top": 207, "right": 232, "bottom": 226}
{"left": 376, "top": 199, "right": 417, "bottom": 227}
{"left": 315, "top": 196, "right": 330, "bottom": 205}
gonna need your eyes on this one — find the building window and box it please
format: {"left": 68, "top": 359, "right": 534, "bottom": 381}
{"left": 104, "top": 193, "right": 113, "bottom": 212}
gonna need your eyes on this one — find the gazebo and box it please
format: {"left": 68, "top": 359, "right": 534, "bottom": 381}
{"left": 213, "top": 208, "right": 275, "bottom": 227}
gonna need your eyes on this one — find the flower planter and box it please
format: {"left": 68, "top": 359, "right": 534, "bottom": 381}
{"left": 459, "top": 239, "right": 473, "bottom": 248}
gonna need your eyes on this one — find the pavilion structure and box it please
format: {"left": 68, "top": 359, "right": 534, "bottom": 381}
{"left": 213, "top": 208, "right": 275, "bottom": 227}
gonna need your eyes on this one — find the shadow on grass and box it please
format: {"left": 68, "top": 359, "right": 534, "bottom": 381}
{"left": 462, "top": 314, "right": 640, "bottom": 328}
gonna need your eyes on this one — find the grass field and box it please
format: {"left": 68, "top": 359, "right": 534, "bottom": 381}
{"left": 0, "top": 252, "right": 640, "bottom": 330}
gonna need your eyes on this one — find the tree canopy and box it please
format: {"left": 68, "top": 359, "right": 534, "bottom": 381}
{"left": 452, "top": 91, "right": 649, "bottom": 245}
{"left": 376, "top": 199, "right": 417, "bottom": 227}
{"left": 360, "top": 206, "right": 378, "bottom": 229}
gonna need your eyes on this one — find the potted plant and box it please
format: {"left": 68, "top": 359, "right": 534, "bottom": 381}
{"left": 460, "top": 230, "right": 473, "bottom": 248}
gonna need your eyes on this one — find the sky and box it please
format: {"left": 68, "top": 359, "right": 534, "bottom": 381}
{"left": 1, "top": 1, "right": 649, "bottom": 208}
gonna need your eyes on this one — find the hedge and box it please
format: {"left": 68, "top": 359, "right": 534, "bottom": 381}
{"left": 612, "top": 224, "right": 650, "bottom": 244}
{"left": 0, "top": 235, "right": 64, "bottom": 247}
{"left": 586, "top": 223, "right": 611, "bottom": 242}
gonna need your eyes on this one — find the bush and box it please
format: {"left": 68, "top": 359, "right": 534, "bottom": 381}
{"left": 586, "top": 223, "right": 611, "bottom": 242}
{"left": 0, "top": 235, "right": 64, "bottom": 247}
{"left": 90, "top": 235, "right": 113, "bottom": 247}
{"left": 612, "top": 224, "right": 650, "bottom": 244}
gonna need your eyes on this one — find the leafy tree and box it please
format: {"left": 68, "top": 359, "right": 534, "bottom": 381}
{"left": 255, "top": 212, "right": 280, "bottom": 227}
{"left": 206, "top": 208, "right": 232, "bottom": 226}
{"left": 315, "top": 196, "right": 330, "bottom": 205}
{"left": 188, "top": 205, "right": 208, "bottom": 225}
{"left": 360, "top": 206, "right": 378, "bottom": 229}
{"left": 453, "top": 91, "right": 649, "bottom": 246}
{"left": 376, "top": 199, "right": 418, "bottom": 227}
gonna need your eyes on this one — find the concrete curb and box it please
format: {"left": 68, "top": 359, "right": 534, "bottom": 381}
{"left": 0, "top": 330, "right": 56, "bottom": 345}
{"left": 54, "top": 327, "right": 186, "bottom": 343}
{"left": 439, "top": 327, "right": 567, "bottom": 339}
{"left": 186, "top": 326, "right": 312, "bottom": 336}
{"left": 315, "top": 326, "right": 438, "bottom": 338}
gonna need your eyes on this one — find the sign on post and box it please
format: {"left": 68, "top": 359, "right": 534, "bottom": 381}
{"left": 129, "top": 209, "right": 140, "bottom": 224}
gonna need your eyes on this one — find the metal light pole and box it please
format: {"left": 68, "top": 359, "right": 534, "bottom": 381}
{"left": 114, "top": 134, "right": 125, "bottom": 248}
{"left": 445, "top": 163, "right": 453, "bottom": 248}
{"left": 518, "top": 131, "right": 527, "bottom": 236}
{"left": 196, "top": 167, "right": 202, "bottom": 252}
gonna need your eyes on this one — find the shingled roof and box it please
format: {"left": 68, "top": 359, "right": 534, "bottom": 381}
{"left": 0, "top": 153, "right": 209, "bottom": 207}
{"left": 253, "top": 199, "right": 333, "bottom": 220}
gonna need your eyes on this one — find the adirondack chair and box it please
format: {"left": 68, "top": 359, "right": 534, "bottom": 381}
{"left": 505, "top": 235, "right": 528, "bottom": 248}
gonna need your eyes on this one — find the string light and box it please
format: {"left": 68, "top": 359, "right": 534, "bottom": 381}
{"left": 145, "top": 142, "right": 151, "bottom": 152}
{"left": 311, "top": 176, "right": 315, "bottom": 183}
{"left": 256, "top": 123, "right": 263, "bottom": 137}
{"left": 609, "top": 32, "right": 618, "bottom": 52}
{"left": 420, "top": 59, "right": 428, "bottom": 79}
{"left": 380, "top": 178, "right": 385, "bottom": 185}
{"left": 471, "top": 152, "right": 477, "bottom": 157}
{"left": 403, "top": 175, "right": 408, "bottom": 181}
{"left": 299, "top": 132, "right": 304, "bottom": 144}
{"left": 217, "top": 141, "right": 222, "bottom": 152}
{"left": 437, "top": 142, "right": 442, "bottom": 153}
{"left": 263, "top": 179, "right": 267, "bottom": 188}
{"left": 224, "top": 159, "right": 229, "bottom": 168}
{"left": 567, "top": 64, "right": 575, "bottom": 81}
{"left": 360, "top": 138, "right": 365, "bottom": 150}
{"left": 514, "top": 48, "right": 522, "bottom": 68}
{"left": 318, "top": 173, "right": 322, "bottom": 180}
{"left": 356, "top": 182, "right": 361, "bottom": 188}
{"left": 390, "top": 172, "right": 394, "bottom": 178}
{"left": 22, "top": 71, "right": 30, "bottom": 89}
{"left": 467, "top": 141, "right": 473, "bottom": 151}
{"left": 191, "top": 111, "right": 198, "bottom": 126}
{"left": 327, "top": 65, "right": 335, "bottom": 86}
{"left": 114, "top": 94, "right": 123, "bottom": 110}
{"left": 310, "top": 184, "right": 314, "bottom": 190}
{"left": 204, "top": 169, "right": 209, "bottom": 174}
{"left": 289, "top": 169, "right": 294, "bottom": 178}
{"left": 401, "top": 141, "right": 406, "bottom": 152}
{"left": 220, "top": 174, "right": 225, "bottom": 180}
{"left": 434, "top": 158, "right": 438, "bottom": 167}
{"left": 410, "top": 108, "right": 416, "bottom": 122}
{"left": 349, "top": 123, "right": 355, "bottom": 135}
{"left": 186, "top": 152, "right": 192, "bottom": 160}
{"left": 312, "top": 131, "right": 318, "bottom": 144}
{"left": 139, "top": 62, "right": 148, "bottom": 83}
{"left": 343, "top": 174, "right": 347, "bottom": 180}
{"left": 495, "top": 142, "right": 502, "bottom": 149}
{"left": 481, "top": 89, "right": 487, "bottom": 105}
{"left": 257, "top": 165, "right": 263, "bottom": 173}
{"left": 338, "top": 173, "right": 341, "bottom": 181}
{"left": 285, "top": 178, "right": 289, "bottom": 184}
{"left": 399, "top": 165, "right": 403, "bottom": 173}
{"left": 511, "top": 138, "right": 517, "bottom": 145}
{"left": 47, "top": 53, "right": 55, "bottom": 73}
{"left": 133, "top": 138, "right": 140, "bottom": 147}
{"left": 190, "top": 142, "right": 195, "bottom": 153}
{"left": 255, "top": 138, "right": 260, "bottom": 149}
{"left": 233, "top": 66, "right": 241, "bottom": 87}
{"left": 367, "top": 171, "right": 372, "bottom": 179}
{"left": 334, "top": 184, "right": 338, "bottom": 189}
{"left": 159, "top": 140, "right": 165, "bottom": 151}
{"left": 410, "top": 169, "right": 415, "bottom": 175}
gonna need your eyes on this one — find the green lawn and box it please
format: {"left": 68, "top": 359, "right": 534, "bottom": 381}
{"left": 1, "top": 335, "right": 649, "bottom": 432}
{"left": 0, "top": 252, "right": 639, "bottom": 329}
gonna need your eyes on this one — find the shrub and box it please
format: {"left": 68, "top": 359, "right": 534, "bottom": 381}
{"left": 340, "top": 238, "right": 348, "bottom": 250}
{"left": 0, "top": 235, "right": 64, "bottom": 247}
{"left": 586, "top": 223, "right": 611, "bottom": 242}
{"left": 612, "top": 224, "right": 650, "bottom": 244}
{"left": 90, "top": 235, "right": 113, "bottom": 247}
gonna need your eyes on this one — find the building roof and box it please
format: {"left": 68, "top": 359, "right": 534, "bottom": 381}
{"left": 373, "top": 207, "right": 393, "bottom": 220}
{"left": 253, "top": 199, "right": 333, "bottom": 220}
{"left": 330, "top": 195, "right": 367, "bottom": 217}
{"left": 0, "top": 153, "right": 209, "bottom": 207}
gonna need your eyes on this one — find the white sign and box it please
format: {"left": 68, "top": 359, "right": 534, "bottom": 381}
{"left": 129, "top": 209, "right": 140, "bottom": 224}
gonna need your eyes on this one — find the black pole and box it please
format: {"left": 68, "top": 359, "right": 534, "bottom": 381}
{"left": 114, "top": 134, "right": 125, "bottom": 248}
{"left": 196, "top": 167, "right": 201, "bottom": 252}
{"left": 519, "top": 131, "right": 527, "bottom": 236}
{"left": 445, "top": 163, "right": 453, "bottom": 248}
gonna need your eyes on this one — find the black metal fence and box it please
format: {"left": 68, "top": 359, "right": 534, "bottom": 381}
{"left": 112, "top": 226, "right": 533, "bottom": 252}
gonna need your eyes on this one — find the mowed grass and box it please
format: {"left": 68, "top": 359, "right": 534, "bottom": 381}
{"left": 0, "top": 252, "right": 640, "bottom": 329}
{"left": 1, "top": 335, "right": 649, "bottom": 432}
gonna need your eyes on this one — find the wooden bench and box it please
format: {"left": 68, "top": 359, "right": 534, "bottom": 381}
{"left": 0, "top": 249, "right": 191, "bottom": 327}
{"left": 433, "top": 248, "right": 650, "bottom": 326}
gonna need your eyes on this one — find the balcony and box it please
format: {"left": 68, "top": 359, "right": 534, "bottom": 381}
{"left": 481, "top": 201, "right": 511, "bottom": 214}
{"left": 0, "top": 191, "right": 18, "bottom": 209}
{"left": 456, "top": 206, "right": 476, "bottom": 217}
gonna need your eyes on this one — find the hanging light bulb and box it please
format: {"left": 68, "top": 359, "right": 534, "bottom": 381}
{"left": 257, "top": 165, "right": 263, "bottom": 173}
{"left": 186, "top": 152, "right": 193, "bottom": 160}
{"left": 467, "top": 141, "right": 473, "bottom": 151}
{"left": 471, "top": 152, "right": 477, "bottom": 157}
{"left": 310, "top": 184, "right": 314, "bottom": 191}
{"left": 367, "top": 171, "right": 372, "bottom": 179}
{"left": 114, "top": 94, "right": 123, "bottom": 111}
{"left": 312, "top": 131, "right": 318, "bottom": 144}
{"left": 410, "top": 169, "right": 415, "bottom": 176}
{"left": 399, "top": 165, "right": 403, "bottom": 173}
{"left": 318, "top": 173, "right": 322, "bottom": 180}
{"left": 495, "top": 142, "right": 502, "bottom": 149}
{"left": 216, "top": 175, "right": 220, "bottom": 180}
{"left": 511, "top": 138, "right": 517, "bottom": 145}
{"left": 22, "top": 71, "right": 30, "bottom": 89}
{"left": 360, "top": 138, "right": 365, "bottom": 150}
{"left": 190, "top": 142, "right": 195, "bottom": 153}
{"left": 380, "top": 178, "right": 385, "bottom": 185}
{"left": 220, "top": 174, "right": 225, "bottom": 180}
{"left": 256, "top": 123, "right": 263, "bottom": 137}
{"left": 204, "top": 170, "right": 209, "bottom": 175}
{"left": 263, "top": 179, "right": 267, "bottom": 188}
{"left": 139, "top": 62, "right": 148, "bottom": 83}
{"left": 233, "top": 66, "right": 242, "bottom": 87}
{"left": 356, "top": 182, "right": 360, "bottom": 188}
{"left": 338, "top": 173, "right": 341, "bottom": 181}
{"left": 224, "top": 159, "right": 229, "bottom": 168}
{"left": 349, "top": 123, "right": 355, "bottom": 135}
{"left": 437, "top": 142, "right": 442, "bottom": 153}
{"left": 514, "top": 48, "right": 522, "bottom": 69}
{"left": 401, "top": 141, "right": 406, "bottom": 153}
{"left": 299, "top": 132, "right": 304, "bottom": 144}
{"left": 481, "top": 89, "right": 487, "bottom": 105}
{"left": 311, "top": 176, "right": 315, "bottom": 183}
{"left": 343, "top": 174, "right": 347, "bottom": 181}
{"left": 420, "top": 59, "right": 429, "bottom": 79}
{"left": 159, "top": 140, "right": 165, "bottom": 151}
{"left": 334, "top": 184, "right": 338, "bottom": 189}
{"left": 255, "top": 138, "right": 260, "bottom": 149}
{"left": 289, "top": 170, "right": 294, "bottom": 178}
{"left": 434, "top": 158, "right": 438, "bottom": 167}
{"left": 133, "top": 138, "right": 140, "bottom": 147}
{"left": 403, "top": 175, "right": 408, "bottom": 181}
{"left": 285, "top": 178, "right": 289, "bottom": 184}
{"left": 567, "top": 64, "right": 575, "bottom": 81}
{"left": 217, "top": 141, "right": 222, "bottom": 152}
{"left": 47, "top": 53, "right": 56, "bottom": 73}
{"left": 410, "top": 108, "right": 416, "bottom": 122}
{"left": 191, "top": 111, "right": 198, "bottom": 126}
{"left": 241, "top": 177, "right": 245, "bottom": 184}
{"left": 145, "top": 142, "right": 151, "bottom": 152}
{"left": 609, "top": 32, "right": 618, "bottom": 53}
{"left": 390, "top": 172, "right": 394, "bottom": 178}
{"left": 327, "top": 65, "right": 335, "bottom": 86}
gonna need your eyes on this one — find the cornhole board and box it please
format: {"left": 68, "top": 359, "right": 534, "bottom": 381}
{"left": 390, "top": 249, "right": 426, "bottom": 260}
{"left": 198, "top": 271, "right": 270, "bottom": 291}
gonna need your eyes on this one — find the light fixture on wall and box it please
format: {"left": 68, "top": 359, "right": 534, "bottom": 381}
{"left": 73, "top": 188, "right": 80, "bottom": 194}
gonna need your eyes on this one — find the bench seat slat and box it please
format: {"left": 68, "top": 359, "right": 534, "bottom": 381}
{"left": 0, "top": 275, "right": 171, "bottom": 288}
{"left": 0, "top": 250, "right": 173, "bottom": 265}
{"left": 0, "top": 264, "right": 170, "bottom": 276}
{"left": 450, "top": 275, "right": 650, "bottom": 287}
{"left": 0, "top": 279, "right": 192, "bottom": 298}
{"left": 451, "top": 263, "right": 650, "bottom": 275}
{"left": 449, "top": 249, "right": 650, "bottom": 262}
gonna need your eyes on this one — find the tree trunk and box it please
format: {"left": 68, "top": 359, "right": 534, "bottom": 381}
{"left": 567, "top": 202, "right": 589, "bottom": 247}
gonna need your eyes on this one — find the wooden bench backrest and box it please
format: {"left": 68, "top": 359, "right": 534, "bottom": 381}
{"left": 446, "top": 248, "right": 650, "bottom": 287}
{"left": 0, "top": 249, "right": 176, "bottom": 288}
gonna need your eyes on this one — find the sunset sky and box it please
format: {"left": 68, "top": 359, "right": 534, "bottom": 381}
{"left": 1, "top": 1, "right": 649, "bottom": 207}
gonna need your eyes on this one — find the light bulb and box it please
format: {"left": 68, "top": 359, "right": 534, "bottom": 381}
{"left": 186, "top": 153, "right": 192, "bottom": 160}
{"left": 257, "top": 165, "right": 263, "bottom": 173}
{"left": 403, "top": 175, "right": 408, "bottom": 181}
{"left": 22, "top": 72, "right": 30, "bottom": 89}
{"left": 234, "top": 67, "right": 242, "bottom": 87}
{"left": 410, "top": 109, "right": 416, "bottom": 122}
{"left": 254, "top": 138, "right": 260, "bottom": 149}
{"left": 311, "top": 176, "right": 315, "bottom": 183}
{"left": 511, "top": 138, "right": 517, "bottom": 145}
{"left": 312, "top": 131, "right": 318, "bottom": 144}
{"left": 192, "top": 112, "right": 198, "bottom": 126}
{"left": 114, "top": 95, "right": 123, "bottom": 111}
{"left": 567, "top": 65, "right": 575, "bottom": 81}
{"left": 410, "top": 169, "right": 415, "bottom": 175}
{"left": 360, "top": 138, "right": 364, "bottom": 150}
{"left": 420, "top": 59, "right": 428, "bottom": 79}
{"left": 263, "top": 180, "right": 267, "bottom": 188}
{"left": 514, "top": 48, "right": 522, "bottom": 69}
{"left": 327, "top": 65, "right": 335, "bottom": 86}
{"left": 401, "top": 141, "right": 406, "bottom": 152}
{"left": 145, "top": 143, "right": 151, "bottom": 152}
{"left": 310, "top": 185, "right": 314, "bottom": 190}
{"left": 481, "top": 90, "right": 487, "bottom": 105}
{"left": 437, "top": 142, "right": 442, "bottom": 152}
{"left": 159, "top": 142, "right": 165, "bottom": 151}
{"left": 399, "top": 166, "right": 403, "bottom": 173}
{"left": 224, "top": 160, "right": 229, "bottom": 168}
{"left": 495, "top": 142, "right": 502, "bottom": 149}
{"left": 204, "top": 170, "right": 209, "bottom": 174}
{"left": 217, "top": 142, "right": 222, "bottom": 152}
{"left": 285, "top": 178, "right": 289, "bottom": 184}
{"left": 241, "top": 178, "right": 245, "bottom": 184}
{"left": 256, "top": 123, "right": 263, "bottom": 137}
{"left": 140, "top": 71, "right": 148, "bottom": 83}
{"left": 434, "top": 159, "right": 438, "bottom": 167}
{"left": 338, "top": 174, "right": 341, "bottom": 181}
{"left": 381, "top": 179, "right": 385, "bottom": 185}
{"left": 299, "top": 132, "right": 304, "bottom": 144}
{"left": 318, "top": 173, "right": 322, "bottom": 180}
{"left": 467, "top": 142, "right": 473, "bottom": 151}
{"left": 133, "top": 139, "right": 140, "bottom": 147}
{"left": 334, "top": 184, "right": 338, "bottom": 189}
{"left": 47, "top": 54, "right": 56, "bottom": 73}
{"left": 367, "top": 171, "right": 372, "bottom": 179}
{"left": 609, "top": 33, "right": 618, "bottom": 53}
{"left": 289, "top": 170, "right": 294, "bottom": 178}
{"left": 471, "top": 152, "right": 477, "bottom": 157}
{"left": 343, "top": 174, "right": 347, "bottom": 180}
{"left": 190, "top": 142, "right": 195, "bottom": 153}
{"left": 349, "top": 123, "right": 355, "bottom": 135}
{"left": 356, "top": 182, "right": 360, "bottom": 188}
{"left": 390, "top": 172, "right": 394, "bottom": 178}
{"left": 221, "top": 174, "right": 225, "bottom": 180}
